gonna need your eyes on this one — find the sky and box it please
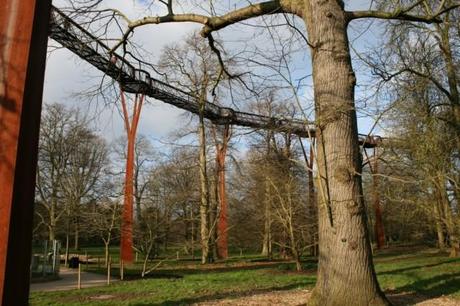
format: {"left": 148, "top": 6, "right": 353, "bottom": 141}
{"left": 43, "top": 0, "right": 385, "bottom": 150}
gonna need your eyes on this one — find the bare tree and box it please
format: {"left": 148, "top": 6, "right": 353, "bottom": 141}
{"left": 158, "top": 33, "right": 222, "bottom": 264}
{"left": 36, "top": 104, "right": 73, "bottom": 242}
{"left": 61, "top": 121, "right": 108, "bottom": 251}
{"left": 86, "top": 197, "right": 121, "bottom": 266}
{"left": 36, "top": 103, "right": 107, "bottom": 249}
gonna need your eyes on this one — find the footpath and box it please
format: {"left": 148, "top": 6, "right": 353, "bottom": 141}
{"left": 30, "top": 267, "right": 117, "bottom": 292}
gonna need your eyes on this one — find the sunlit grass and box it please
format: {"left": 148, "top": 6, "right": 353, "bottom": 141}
{"left": 30, "top": 246, "right": 460, "bottom": 305}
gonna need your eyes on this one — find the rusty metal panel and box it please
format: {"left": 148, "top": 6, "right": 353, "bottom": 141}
{"left": 0, "top": 0, "right": 51, "bottom": 304}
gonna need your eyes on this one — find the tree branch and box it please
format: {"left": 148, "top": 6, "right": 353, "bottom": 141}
{"left": 346, "top": 2, "right": 460, "bottom": 24}
{"left": 110, "top": 1, "right": 285, "bottom": 53}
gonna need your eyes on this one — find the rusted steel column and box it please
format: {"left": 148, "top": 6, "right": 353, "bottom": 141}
{"left": 119, "top": 91, "right": 144, "bottom": 264}
{"left": 216, "top": 125, "right": 230, "bottom": 259}
{"left": 0, "top": 0, "right": 51, "bottom": 304}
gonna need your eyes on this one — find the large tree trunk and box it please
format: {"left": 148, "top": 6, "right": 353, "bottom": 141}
{"left": 74, "top": 219, "right": 79, "bottom": 250}
{"left": 49, "top": 200, "right": 56, "bottom": 242}
{"left": 301, "top": 140, "right": 318, "bottom": 257}
{"left": 437, "top": 174, "right": 459, "bottom": 257}
{"left": 433, "top": 197, "right": 446, "bottom": 250}
{"left": 104, "top": 241, "right": 110, "bottom": 267}
{"left": 307, "top": 166, "right": 318, "bottom": 257}
{"left": 303, "top": 1, "right": 389, "bottom": 305}
{"left": 261, "top": 180, "right": 272, "bottom": 258}
{"left": 371, "top": 151, "right": 385, "bottom": 249}
{"left": 198, "top": 93, "right": 211, "bottom": 264}
{"left": 437, "top": 21, "right": 460, "bottom": 146}
{"left": 261, "top": 133, "right": 273, "bottom": 258}
{"left": 191, "top": 208, "right": 195, "bottom": 260}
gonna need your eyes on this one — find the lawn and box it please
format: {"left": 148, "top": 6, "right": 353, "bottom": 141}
{"left": 29, "top": 246, "right": 460, "bottom": 305}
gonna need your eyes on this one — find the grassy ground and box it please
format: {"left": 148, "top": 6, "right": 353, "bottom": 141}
{"left": 29, "top": 246, "right": 460, "bottom": 305}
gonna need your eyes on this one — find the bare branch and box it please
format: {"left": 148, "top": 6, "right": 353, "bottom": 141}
{"left": 111, "top": 1, "right": 286, "bottom": 53}
{"left": 346, "top": 3, "right": 460, "bottom": 23}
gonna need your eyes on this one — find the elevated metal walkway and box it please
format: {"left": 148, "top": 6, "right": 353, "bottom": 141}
{"left": 48, "top": 6, "right": 380, "bottom": 148}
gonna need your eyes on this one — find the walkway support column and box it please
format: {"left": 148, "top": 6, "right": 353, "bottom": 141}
{"left": 0, "top": 1, "right": 51, "bottom": 305}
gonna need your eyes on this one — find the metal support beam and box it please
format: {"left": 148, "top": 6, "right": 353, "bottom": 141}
{"left": 0, "top": 0, "right": 51, "bottom": 304}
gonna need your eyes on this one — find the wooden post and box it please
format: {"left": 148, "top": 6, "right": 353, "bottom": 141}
{"left": 77, "top": 262, "right": 81, "bottom": 290}
{"left": 0, "top": 1, "right": 51, "bottom": 304}
{"left": 176, "top": 251, "right": 179, "bottom": 260}
{"left": 120, "top": 259, "right": 124, "bottom": 281}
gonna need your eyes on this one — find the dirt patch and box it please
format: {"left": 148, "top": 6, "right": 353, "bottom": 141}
{"left": 193, "top": 289, "right": 310, "bottom": 306}
{"left": 193, "top": 289, "right": 460, "bottom": 306}
{"left": 416, "top": 297, "right": 460, "bottom": 306}
{"left": 90, "top": 294, "right": 116, "bottom": 300}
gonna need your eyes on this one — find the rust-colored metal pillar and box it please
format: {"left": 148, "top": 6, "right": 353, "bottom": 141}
{"left": 216, "top": 125, "right": 230, "bottom": 259}
{"left": 119, "top": 91, "right": 144, "bottom": 264}
{"left": 0, "top": 1, "right": 51, "bottom": 304}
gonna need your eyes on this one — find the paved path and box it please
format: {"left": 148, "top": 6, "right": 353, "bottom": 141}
{"left": 30, "top": 268, "right": 118, "bottom": 292}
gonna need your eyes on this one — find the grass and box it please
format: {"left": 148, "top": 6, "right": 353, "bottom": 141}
{"left": 29, "top": 246, "right": 460, "bottom": 305}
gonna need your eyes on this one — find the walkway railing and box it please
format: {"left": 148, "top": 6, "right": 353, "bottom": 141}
{"left": 48, "top": 6, "right": 380, "bottom": 148}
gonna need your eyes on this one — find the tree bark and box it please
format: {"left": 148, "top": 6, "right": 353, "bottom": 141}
{"left": 261, "top": 179, "right": 272, "bottom": 258}
{"left": 371, "top": 150, "right": 385, "bottom": 249}
{"left": 433, "top": 196, "right": 446, "bottom": 250}
{"left": 49, "top": 199, "right": 56, "bottom": 242}
{"left": 198, "top": 87, "right": 211, "bottom": 264}
{"left": 74, "top": 219, "right": 79, "bottom": 250}
{"left": 300, "top": 139, "right": 318, "bottom": 257}
{"left": 437, "top": 174, "right": 459, "bottom": 257}
{"left": 303, "top": 1, "right": 389, "bottom": 305}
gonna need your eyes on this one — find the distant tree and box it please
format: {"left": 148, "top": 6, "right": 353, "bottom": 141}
{"left": 35, "top": 104, "right": 108, "bottom": 249}
{"left": 158, "top": 32, "right": 222, "bottom": 264}
{"left": 85, "top": 196, "right": 121, "bottom": 266}
{"left": 35, "top": 104, "right": 74, "bottom": 242}
{"left": 61, "top": 120, "right": 108, "bottom": 251}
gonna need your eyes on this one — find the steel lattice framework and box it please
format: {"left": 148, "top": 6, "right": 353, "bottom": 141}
{"left": 48, "top": 6, "right": 380, "bottom": 148}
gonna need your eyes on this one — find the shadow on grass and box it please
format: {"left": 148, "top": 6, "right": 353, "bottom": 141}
{"left": 130, "top": 281, "right": 314, "bottom": 306}
{"left": 395, "top": 272, "right": 460, "bottom": 297}
{"left": 109, "top": 260, "right": 317, "bottom": 280}
{"left": 384, "top": 271, "right": 460, "bottom": 305}
{"left": 378, "top": 258, "right": 460, "bottom": 275}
